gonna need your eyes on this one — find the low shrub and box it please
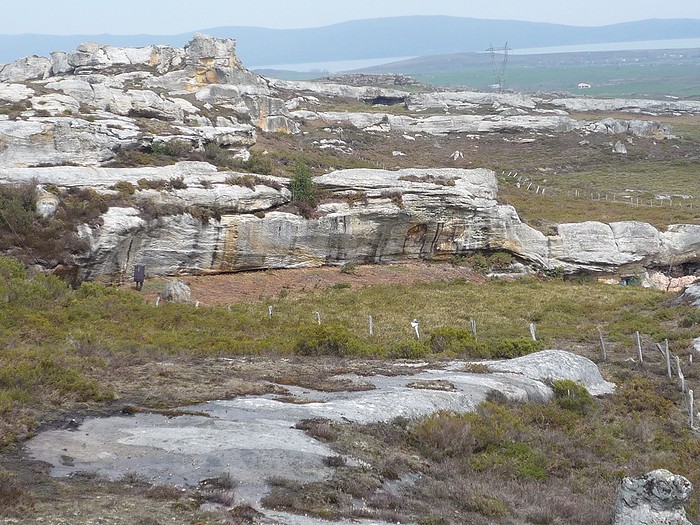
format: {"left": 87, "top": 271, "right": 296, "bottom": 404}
{"left": 552, "top": 379, "right": 593, "bottom": 414}
{"left": 386, "top": 339, "right": 430, "bottom": 359}
{"left": 137, "top": 178, "right": 168, "bottom": 191}
{"left": 613, "top": 376, "right": 674, "bottom": 417}
{"left": 294, "top": 323, "right": 362, "bottom": 357}
{"left": 411, "top": 410, "right": 476, "bottom": 460}
{"left": 379, "top": 190, "right": 403, "bottom": 208}
{"left": 166, "top": 176, "right": 188, "bottom": 191}
{"left": 492, "top": 337, "right": 543, "bottom": 358}
{"left": 465, "top": 494, "right": 510, "bottom": 517}
{"left": 289, "top": 162, "right": 317, "bottom": 204}
{"left": 225, "top": 174, "right": 283, "bottom": 191}
{"left": 112, "top": 181, "right": 136, "bottom": 196}
{"left": 470, "top": 441, "right": 548, "bottom": 480}
{"left": 0, "top": 471, "right": 33, "bottom": 511}
{"left": 243, "top": 151, "right": 273, "bottom": 175}
{"left": 428, "top": 326, "right": 487, "bottom": 357}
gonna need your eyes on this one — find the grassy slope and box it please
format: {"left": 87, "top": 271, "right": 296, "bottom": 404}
{"left": 2, "top": 263, "right": 700, "bottom": 523}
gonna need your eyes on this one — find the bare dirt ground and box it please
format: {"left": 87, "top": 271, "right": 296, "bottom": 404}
{"left": 133, "top": 262, "right": 485, "bottom": 306}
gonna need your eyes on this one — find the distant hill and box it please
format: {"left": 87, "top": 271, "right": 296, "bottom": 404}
{"left": 2, "top": 16, "right": 700, "bottom": 66}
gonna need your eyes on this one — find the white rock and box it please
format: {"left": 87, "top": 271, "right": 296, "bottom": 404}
{"left": 0, "top": 83, "right": 34, "bottom": 103}
{"left": 0, "top": 56, "right": 51, "bottom": 82}
{"left": 486, "top": 350, "right": 615, "bottom": 396}
{"left": 614, "top": 469, "right": 692, "bottom": 525}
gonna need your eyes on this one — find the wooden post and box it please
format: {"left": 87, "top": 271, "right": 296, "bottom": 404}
{"left": 689, "top": 389, "right": 695, "bottom": 430}
{"left": 369, "top": 315, "right": 374, "bottom": 336}
{"left": 268, "top": 305, "right": 273, "bottom": 319}
{"left": 676, "top": 355, "right": 685, "bottom": 392}
{"left": 411, "top": 319, "right": 420, "bottom": 340}
{"left": 315, "top": 311, "right": 321, "bottom": 325}
{"left": 636, "top": 331, "right": 643, "bottom": 364}
{"left": 529, "top": 323, "right": 537, "bottom": 342}
{"left": 665, "top": 339, "right": 672, "bottom": 379}
{"left": 597, "top": 327, "right": 607, "bottom": 362}
{"left": 470, "top": 318, "right": 477, "bottom": 337}
{"left": 155, "top": 296, "right": 160, "bottom": 307}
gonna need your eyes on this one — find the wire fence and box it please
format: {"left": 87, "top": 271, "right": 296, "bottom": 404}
{"left": 499, "top": 171, "right": 696, "bottom": 210}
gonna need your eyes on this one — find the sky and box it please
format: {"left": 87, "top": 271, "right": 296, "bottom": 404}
{"left": 2, "top": 0, "right": 700, "bottom": 35}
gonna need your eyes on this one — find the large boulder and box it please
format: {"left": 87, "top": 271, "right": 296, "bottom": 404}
{"left": 486, "top": 350, "right": 615, "bottom": 396}
{"left": 160, "top": 279, "right": 192, "bottom": 304}
{"left": 614, "top": 469, "right": 693, "bottom": 525}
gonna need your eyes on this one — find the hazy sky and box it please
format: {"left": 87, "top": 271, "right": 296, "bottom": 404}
{"left": 2, "top": 0, "right": 700, "bottom": 35}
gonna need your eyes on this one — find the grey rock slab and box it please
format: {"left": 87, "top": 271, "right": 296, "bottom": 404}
{"left": 0, "top": 55, "right": 51, "bottom": 82}
{"left": 293, "top": 110, "right": 579, "bottom": 136}
{"left": 25, "top": 350, "right": 609, "bottom": 522}
{"left": 26, "top": 412, "right": 335, "bottom": 505}
{"left": 550, "top": 96, "right": 700, "bottom": 116}
{"left": 407, "top": 90, "right": 537, "bottom": 110}
{"left": 268, "top": 78, "right": 409, "bottom": 101}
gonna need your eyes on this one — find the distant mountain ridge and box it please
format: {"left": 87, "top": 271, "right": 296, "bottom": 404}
{"left": 1, "top": 16, "right": 700, "bottom": 66}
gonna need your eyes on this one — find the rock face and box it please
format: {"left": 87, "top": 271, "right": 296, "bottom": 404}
{"left": 1, "top": 162, "right": 698, "bottom": 282}
{"left": 614, "top": 469, "right": 693, "bottom": 525}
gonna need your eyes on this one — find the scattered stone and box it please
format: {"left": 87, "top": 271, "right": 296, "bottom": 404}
{"left": 681, "top": 284, "right": 700, "bottom": 307}
{"left": 614, "top": 469, "right": 692, "bottom": 525}
{"left": 613, "top": 140, "right": 628, "bottom": 154}
{"left": 407, "top": 379, "right": 457, "bottom": 391}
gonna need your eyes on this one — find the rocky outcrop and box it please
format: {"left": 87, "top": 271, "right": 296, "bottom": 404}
{"left": 268, "top": 78, "right": 409, "bottom": 103}
{"left": 549, "top": 96, "right": 700, "bottom": 116}
{"left": 0, "top": 116, "right": 141, "bottom": 167}
{"left": 407, "top": 90, "right": 538, "bottom": 110}
{"left": 292, "top": 109, "right": 579, "bottom": 136}
{"left": 0, "top": 35, "right": 297, "bottom": 167}
{"left": 1, "top": 163, "right": 695, "bottom": 282}
{"left": 614, "top": 469, "right": 693, "bottom": 525}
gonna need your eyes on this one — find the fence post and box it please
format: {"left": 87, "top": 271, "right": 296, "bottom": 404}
{"left": 676, "top": 355, "right": 685, "bottom": 392}
{"left": 636, "top": 331, "right": 643, "bottom": 364}
{"left": 315, "top": 311, "right": 321, "bottom": 325}
{"left": 689, "top": 389, "right": 695, "bottom": 430}
{"left": 597, "top": 327, "right": 607, "bottom": 362}
{"left": 411, "top": 319, "right": 420, "bottom": 340}
{"left": 470, "top": 318, "right": 477, "bottom": 337}
{"left": 268, "top": 305, "right": 273, "bottom": 319}
{"left": 665, "top": 339, "right": 672, "bottom": 379}
{"left": 369, "top": 315, "right": 374, "bottom": 336}
{"left": 529, "top": 323, "right": 537, "bottom": 342}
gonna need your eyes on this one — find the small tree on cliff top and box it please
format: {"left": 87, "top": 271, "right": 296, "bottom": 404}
{"left": 289, "top": 162, "right": 317, "bottom": 206}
